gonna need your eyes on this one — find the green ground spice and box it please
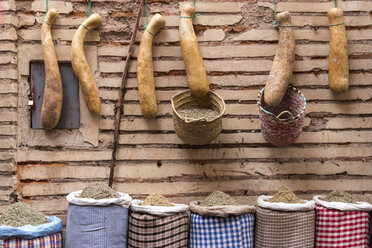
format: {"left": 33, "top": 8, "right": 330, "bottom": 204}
{"left": 78, "top": 182, "right": 120, "bottom": 200}
{"left": 200, "top": 191, "right": 239, "bottom": 207}
{"left": 178, "top": 106, "right": 219, "bottom": 121}
{"left": 267, "top": 186, "right": 302, "bottom": 204}
{"left": 141, "top": 193, "right": 174, "bottom": 207}
{"left": 0, "top": 202, "right": 49, "bottom": 227}
{"left": 322, "top": 190, "right": 356, "bottom": 203}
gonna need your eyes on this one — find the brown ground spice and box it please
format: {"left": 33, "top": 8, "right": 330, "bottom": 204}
{"left": 267, "top": 186, "right": 302, "bottom": 204}
{"left": 322, "top": 190, "right": 356, "bottom": 203}
{"left": 141, "top": 193, "right": 174, "bottom": 207}
{"left": 200, "top": 191, "right": 239, "bottom": 207}
{"left": 79, "top": 182, "right": 120, "bottom": 200}
{"left": 0, "top": 202, "right": 50, "bottom": 227}
{"left": 178, "top": 106, "right": 219, "bottom": 121}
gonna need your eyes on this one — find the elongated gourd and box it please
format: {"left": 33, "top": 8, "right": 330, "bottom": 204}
{"left": 71, "top": 14, "right": 102, "bottom": 115}
{"left": 40, "top": 9, "right": 63, "bottom": 130}
{"left": 179, "top": 4, "right": 209, "bottom": 97}
{"left": 137, "top": 14, "right": 166, "bottom": 119}
{"left": 328, "top": 8, "right": 349, "bottom": 92}
{"left": 264, "top": 11, "right": 295, "bottom": 107}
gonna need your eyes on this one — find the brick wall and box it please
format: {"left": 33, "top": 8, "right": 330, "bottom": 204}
{"left": 0, "top": 0, "right": 17, "bottom": 213}
{"left": 1, "top": 0, "right": 372, "bottom": 225}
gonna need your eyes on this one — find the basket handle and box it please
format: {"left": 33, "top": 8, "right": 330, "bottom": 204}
{"left": 276, "top": 110, "right": 294, "bottom": 120}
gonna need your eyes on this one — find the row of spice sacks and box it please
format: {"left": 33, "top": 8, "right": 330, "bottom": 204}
{"left": 39, "top": 4, "right": 351, "bottom": 147}
{"left": 1, "top": 183, "right": 371, "bottom": 247}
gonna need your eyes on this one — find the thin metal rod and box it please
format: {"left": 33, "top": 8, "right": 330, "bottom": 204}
{"left": 109, "top": 0, "right": 144, "bottom": 187}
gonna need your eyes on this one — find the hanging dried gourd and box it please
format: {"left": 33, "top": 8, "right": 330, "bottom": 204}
{"left": 264, "top": 11, "right": 295, "bottom": 107}
{"left": 40, "top": 8, "right": 63, "bottom": 130}
{"left": 71, "top": 7, "right": 102, "bottom": 115}
{"left": 179, "top": 4, "right": 209, "bottom": 97}
{"left": 137, "top": 13, "right": 166, "bottom": 119}
{"left": 328, "top": 6, "right": 349, "bottom": 92}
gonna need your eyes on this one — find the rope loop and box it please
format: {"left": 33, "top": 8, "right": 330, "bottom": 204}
{"left": 144, "top": 0, "right": 149, "bottom": 28}
{"left": 329, "top": 22, "right": 344, "bottom": 26}
{"left": 85, "top": 0, "right": 91, "bottom": 17}
{"left": 42, "top": 0, "right": 50, "bottom": 25}
{"left": 145, "top": 27, "right": 156, "bottom": 36}
{"left": 42, "top": 16, "right": 52, "bottom": 25}
{"left": 273, "top": 0, "right": 293, "bottom": 27}
{"left": 81, "top": 24, "right": 91, "bottom": 31}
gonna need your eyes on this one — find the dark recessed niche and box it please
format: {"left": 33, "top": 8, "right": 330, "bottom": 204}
{"left": 30, "top": 62, "right": 80, "bottom": 129}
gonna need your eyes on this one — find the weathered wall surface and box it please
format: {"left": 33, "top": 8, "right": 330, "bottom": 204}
{"left": 0, "top": 0, "right": 371, "bottom": 225}
{"left": 0, "top": 0, "right": 18, "bottom": 213}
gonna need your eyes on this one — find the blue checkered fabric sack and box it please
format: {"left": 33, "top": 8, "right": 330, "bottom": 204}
{"left": 189, "top": 213, "right": 254, "bottom": 248}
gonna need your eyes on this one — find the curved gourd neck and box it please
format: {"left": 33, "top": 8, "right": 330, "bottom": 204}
{"left": 42, "top": 8, "right": 59, "bottom": 31}
{"left": 73, "top": 14, "right": 102, "bottom": 46}
{"left": 146, "top": 14, "right": 165, "bottom": 37}
{"left": 276, "top": 11, "right": 291, "bottom": 26}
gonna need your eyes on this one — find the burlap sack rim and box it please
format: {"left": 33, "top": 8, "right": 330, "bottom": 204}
{"left": 189, "top": 201, "right": 256, "bottom": 217}
{"left": 257, "top": 195, "right": 315, "bottom": 212}
{"left": 313, "top": 195, "right": 372, "bottom": 211}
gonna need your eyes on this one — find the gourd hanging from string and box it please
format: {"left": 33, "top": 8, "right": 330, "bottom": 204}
{"left": 71, "top": 0, "right": 102, "bottom": 115}
{"left": 40, "top": 0, "right": 63, "bottom": 130}
{"left": 137, "top": 0, "right": 166, "bottom": 119}
{"left": 171, "top": 1, "right": 226, "bottom": 145}
{"left": 327, "top": 0, "right": 349, "bottom": 92}
{"left": 264, "top": 0, "right": 295, "bottom": 107}
{"left": 179, "top": 0, "right": 209, "bottom": 97}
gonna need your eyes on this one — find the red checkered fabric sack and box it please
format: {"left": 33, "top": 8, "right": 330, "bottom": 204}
{"left": 0, "top": 232, "right": 62, "bottom": 248}
{"left": 315, "top": 205, "right": 371, "bottom": 247}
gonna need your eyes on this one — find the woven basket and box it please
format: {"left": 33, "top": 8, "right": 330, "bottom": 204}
{"left": 171, "top": 90, "right": 226, "bottom": 145}
{"left": 257, "top": 86, "right": 306, "bottom": 146}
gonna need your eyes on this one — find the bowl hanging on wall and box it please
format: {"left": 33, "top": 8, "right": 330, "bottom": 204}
{"left": 257, "top": 86, "right": 306, "bottom": 146}
{"left": 171, "top": 90, "right": 226, "bottom": 145}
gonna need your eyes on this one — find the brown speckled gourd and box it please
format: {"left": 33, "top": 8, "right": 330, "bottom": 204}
{"left": 137, "top": 14, "right": 166, "bottom": 119}
{"left": 179, "top": 4, "right": 209, "bottom": 97}
{"left": 328, "top": 8, "right": 349, "bottom": 92}
{"left": 40, "top": 9, "right": 63, "bottom": 130}
{"left": 71, "top": 14, "right": 102, "bottom": 115}
{"left": 264, "top": 11, "right": 295, "bottom": 107}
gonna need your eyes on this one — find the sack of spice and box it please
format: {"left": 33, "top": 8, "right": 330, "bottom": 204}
{"left": 0, "top": 202, "right": 63, "bottom": 247}
{"left": 128, "top": 193, "right": 189, "bottom": 248}
{"left": 313, "top": 190, "right": 372, "bottom": 247}
{"left": 255, "top": 186, "right": 315, "bottom": 248}
{"left": 189, "top": 191, "right": 255, "bottom": 248}
{"left": 65, "top": 182, "right": 132, "bottom": 248}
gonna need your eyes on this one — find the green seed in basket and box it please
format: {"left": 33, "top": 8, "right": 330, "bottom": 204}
{"left": 200, "top": 191, "right": 239, "bottom": 207}
{"left": 78, "top": 182, "right": 120, "bottom": 200}
{"left": 267, "top": 186, "right": 302, "bottom": 204}
{"left": 178, "top": 106, "right": 219, "bottom": 121}
{"left": 141, "top": 193, "right": 174, "bottom": 207}
{"left": 322, "top": 190, "right": 356, "bottom": 203}
{"left": 0, "top": 202, "right": 50, "bottom": 227}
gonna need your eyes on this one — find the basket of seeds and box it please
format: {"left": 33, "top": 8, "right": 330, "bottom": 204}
{"left": 128, "top": 193, "right": 189, "bottom": 248}
{"left": 313, "top": 190, "right": 372, "bottom": 247}
{"left": 255, "top": 186, "right": 315, "bottom": 248}
{"left": 171, "top": 90, "right": 226, "bottom": 145}
{"left": 65, "top": 182, "right": 132, "bottom": 248}
{"left": 189, "top": 191, "right": 256, "bottom": 248}
{"left": 0, "top": 202, "right": 63, "bottom": 247}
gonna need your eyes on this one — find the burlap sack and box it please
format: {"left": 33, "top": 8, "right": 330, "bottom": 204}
{"left": 255, "top": 206, "right": 315, "bottom": 248}
{"left": 255, "top": 196, "right": 315, "bottom": 248}
{"left": 128, "top": 200, "right": 189, "bottom": 248}
{"left": 189, "top": 201, "right": 255, "bottom": 217}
